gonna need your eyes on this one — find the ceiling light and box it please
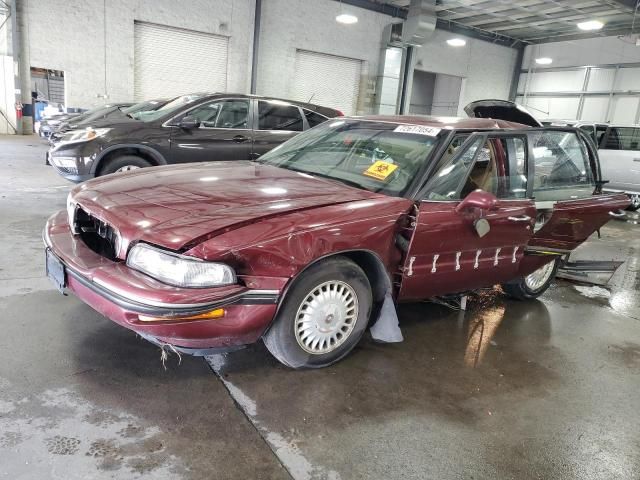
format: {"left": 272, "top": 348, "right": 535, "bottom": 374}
{"left": 336, "top": 13, "right": 358, "bottom": 24}
{"left": 577, "top": 20, "right": 604, "bottom": 31}
{"left": 535, "top": 57, "right": 553, "bottom": 65}
{"left": 447, "top": 38, "right": 466, "bottom": 47}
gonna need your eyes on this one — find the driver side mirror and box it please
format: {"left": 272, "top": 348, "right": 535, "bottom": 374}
{"left": 455, "top": 189, "right": 499, "bottom": 214}
{"left": 179, "top": 115, "right": 201, "bottom": 130}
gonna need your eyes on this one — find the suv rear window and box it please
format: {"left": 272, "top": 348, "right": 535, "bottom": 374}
{"left": 603, "top": 127, "right": 640, "bottom": 151}
{"left": 304, "top": 110, "right": 328, "bottom": 128}
{"left": 258, "top": 101, "right": 304, "bottom": 131}
{"left": 530, "top": 131, "right": 595, "bottom": 201}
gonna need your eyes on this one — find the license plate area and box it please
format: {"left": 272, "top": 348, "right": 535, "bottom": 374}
{"left": 46, "top": 248, "right": 66, "bottom": 294}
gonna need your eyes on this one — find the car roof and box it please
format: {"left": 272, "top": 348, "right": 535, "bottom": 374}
{"left": 196, "top": 92, "right": 342, "bottom": 116}
{"left": 348, "top": 115, "right": 530, "bottom": 130}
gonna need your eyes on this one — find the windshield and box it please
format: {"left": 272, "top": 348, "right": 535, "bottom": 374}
{"left": 258, "top": 119, "right": 442, "bottom": 197}
{"left": 132, "top": 93, "right": 209, "bottom": 122}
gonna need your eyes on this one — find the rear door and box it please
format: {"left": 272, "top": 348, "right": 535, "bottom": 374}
{"left": 598, "top": 126, "right": 640, "bottom": 194}
{"left": 251, "top": 100, "right": 304, "bottom": 160}
{"left": 526, "top": 129, "right": 629, "bottom": 253}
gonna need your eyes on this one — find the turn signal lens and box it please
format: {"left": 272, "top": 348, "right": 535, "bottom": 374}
{"left": 138, "top": 308, "right": 226, "bottom": 322}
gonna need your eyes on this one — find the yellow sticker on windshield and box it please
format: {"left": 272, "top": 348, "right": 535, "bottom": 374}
{"left": 363, "top": 161, "right": 398, "bottom": 181}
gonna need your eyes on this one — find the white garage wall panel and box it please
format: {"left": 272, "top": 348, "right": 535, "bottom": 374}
{"left": 614, "top": 68, "right": 640, "bottom": 92}
{"left": 521, "top": 69, "right": 586, "bottom": 93}
{"left": 581, "top": 97, "right": 610, "bottom": 121}
{"left": 134, "top": 22, "right": 228, "bottom": 101}
{"left": 586, "top": 68, "right": 616, "bottom": 92}
{"left": 516, "top": 96, "right": 581, "bottom": 120}
{"left": 610, "top": 96, "right": 640, "bottom": 124}
{"left": 290, "top": 50, "right": 362, "bottom": 115}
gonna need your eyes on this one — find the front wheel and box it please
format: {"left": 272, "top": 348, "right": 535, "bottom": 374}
{"left": 98, "top": 155, "right": 152, "bottom": 177}
{"left": 263, "top": 256, "right": 372, "bottom": 369}
{"left": 501, "top": 258, "right": 560, "bottom": 300}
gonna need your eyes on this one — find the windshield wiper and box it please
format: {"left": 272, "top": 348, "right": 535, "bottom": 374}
{"left": 303, "top": 171, "right": 370, "bottom": 191}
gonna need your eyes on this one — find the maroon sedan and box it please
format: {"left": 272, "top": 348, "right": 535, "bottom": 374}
{"left": 44, "top": 112, "right": 629, "bottom": 368}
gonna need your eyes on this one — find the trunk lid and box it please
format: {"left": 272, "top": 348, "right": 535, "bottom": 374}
{"left": 464, "top": 99, "right": 542, "bottom": 127}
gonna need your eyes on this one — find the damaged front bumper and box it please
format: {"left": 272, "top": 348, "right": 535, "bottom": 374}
{"left": 44, "top": 210, "right": 281, "bottom": 355}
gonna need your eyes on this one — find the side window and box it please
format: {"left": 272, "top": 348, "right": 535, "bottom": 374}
{"left": 304, "top": 110, "right": 329, "bottom": 128}
{"left": 258, "top": 101, "right": 304, "bottom": 131}
{"left": 187, "top": 100, "right": 249, "bottom": 129}
{"left": 604, "top": 127, "right": 640, "bottom": 151}
{"left": 530, "top": 131, "right": 595, "bottom": 201}
{"left": 595, "top": 126, "right": 607, "bottom": 147}
{"left": 459, "top": 137, "right": 527, "bottom": 199}
{"left": 425, "top": 136, "right": 483, "bottom": 200}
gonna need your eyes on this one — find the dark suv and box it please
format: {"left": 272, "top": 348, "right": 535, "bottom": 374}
{"left": 47, "top": 93, "right": 342, "bottom": 182}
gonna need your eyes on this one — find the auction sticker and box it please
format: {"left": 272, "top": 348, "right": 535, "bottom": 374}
{"left": 363, "top": 160, "right": 398, "bottom": 181}
{"left": 394, "top": 125, "right": 441, "bottom": 136}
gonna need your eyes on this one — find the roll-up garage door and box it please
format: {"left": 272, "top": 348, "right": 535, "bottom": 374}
{"left": 134, "top": 22, "right": 228, "bottom": 101}
{"left": 291, "top": 50, "right": 362, "bottom": 115}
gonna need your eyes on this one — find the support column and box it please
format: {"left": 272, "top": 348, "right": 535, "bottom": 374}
{"left": 12, "top": 0, "right": 31, "bottom": 134}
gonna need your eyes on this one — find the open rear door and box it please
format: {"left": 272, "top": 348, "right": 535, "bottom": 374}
{"left": 465, "top": 99, "right": 542, "bottom": 127}
{"left": 528, "top": 194, "right": 629, "bottom": 253}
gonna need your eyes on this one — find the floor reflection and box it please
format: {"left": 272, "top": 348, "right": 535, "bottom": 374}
{"left": 464, "top": 304, "right": 506, "bottom": 368}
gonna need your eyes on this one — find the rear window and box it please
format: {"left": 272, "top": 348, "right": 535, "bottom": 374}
{"left": 258, "top": 101, "right": 303, "bottom": 131}
{"left": 530, "top": 131, "right": 595, "bottom": 201}
{"left": 603, "top": 127, "right": 640, "bottom": 151}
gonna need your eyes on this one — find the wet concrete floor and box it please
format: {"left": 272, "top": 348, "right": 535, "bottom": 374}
{"left": 1, "top": 135, "right": 639, "bottom": 479}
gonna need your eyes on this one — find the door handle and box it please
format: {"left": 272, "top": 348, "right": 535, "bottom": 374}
{"left": 233, "top": 135, "right": 249, "bottom": 143}
{"left": 608, "top": 210, "right": 626, "bottom": 218}
{"left": 508, "top": 215, "right": 532, "bottom": 222}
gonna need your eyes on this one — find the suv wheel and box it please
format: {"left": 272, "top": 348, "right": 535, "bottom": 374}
{"left": 502, "top": 258, "right": 560, "bottom": 300}
{"left": 98, "top": 155, "right": 152, "bottom": 177}
{"left": 263, "top": 256, "right": 372, "bottom": 369}
{"left": 627, "top": 194, "right": 640, "bottom": 212}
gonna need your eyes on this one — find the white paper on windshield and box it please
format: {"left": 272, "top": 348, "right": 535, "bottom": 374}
{"left": 394, "top": 125, "right": 441, "bottom": 137}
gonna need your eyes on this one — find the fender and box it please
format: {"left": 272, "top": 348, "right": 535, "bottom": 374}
{"left": 91, "top": 144, "right": 168, "bottom": 174}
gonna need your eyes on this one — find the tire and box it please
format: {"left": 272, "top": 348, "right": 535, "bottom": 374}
{"left": 626, "top": 194, "right": 640, "bottom": 212}
{"left": 501, "top": 257, "right": 560, "bottom": 301}
{"left": 98, "top": 155, "right": 152, "bottom": 177}
{"left": 263, "top": 256, "right": 372, "bottom": 369}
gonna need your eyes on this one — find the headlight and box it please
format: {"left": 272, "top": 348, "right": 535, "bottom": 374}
{"left": 67, "top": 193, "right": 78, "bottom": 234}
{"left": 126, "top": 243, "right": 236, "bottom": 288}
{"left": 60, "top": 127, "right": 110, "bottom": 145}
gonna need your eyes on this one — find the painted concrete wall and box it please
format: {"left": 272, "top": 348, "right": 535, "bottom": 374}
{"left": 412, "top": 29, "right": 518, "bottom": 116}
{"left": 23, "top": 0, "right": 254, "bottom": 109}
{"left": 5, "top": 0, "right": 520, "bottom": 125}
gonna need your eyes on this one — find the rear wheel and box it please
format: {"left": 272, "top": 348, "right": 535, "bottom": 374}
{"left": 98, "top": 155, "right": 151, "bottom": 177}
{"left": 626, "top": 194, "right": 640, "bottom": 212}
{"left": 263, "top": 256, "right": 372, "bottom": 369}
{"left": 502, "top": 258, "right": 560, "bottom": 300}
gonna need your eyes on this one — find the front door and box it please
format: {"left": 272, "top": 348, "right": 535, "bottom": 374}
{"left": 250, "top": 100, "right": 304, "bottom": 160}
{"left": 169, "top": 99, "right": 252, "bottom": 163}
{"left": 400, "top": 134, "right": 536, "bottom": 300}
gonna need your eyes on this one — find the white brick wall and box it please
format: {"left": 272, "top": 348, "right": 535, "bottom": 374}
{"left": 412, "top": 29, "right": 518, "bottom": 116}
{"left": 17, "top": 0, "right": 518, "bottom": 116}
{"left": 256, "top": 0, "right": 388, "bottom": 114}
{"left": 24, "top": 0, "right": 254, "bottom": 109}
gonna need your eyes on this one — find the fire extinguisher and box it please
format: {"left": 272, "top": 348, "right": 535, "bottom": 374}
{"left": 15, "top": 101, "right": 23, "bottom": 121}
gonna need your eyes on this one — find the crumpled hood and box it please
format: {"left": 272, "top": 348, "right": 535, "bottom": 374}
{"left": 71, "top": 161, "right": 379, "bottom": 257}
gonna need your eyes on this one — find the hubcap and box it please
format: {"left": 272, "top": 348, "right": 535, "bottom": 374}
{"left": 115, "top": 165, "right": 141, "bottom": 173}
{"left": 524, "top": 260, "right": 556, "bottom": 291}
{"left": 294, "top": 280, "right": 358, "bottom": 355}
{"left": 630, "top": 194, "right": 640, "bottom": 209}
